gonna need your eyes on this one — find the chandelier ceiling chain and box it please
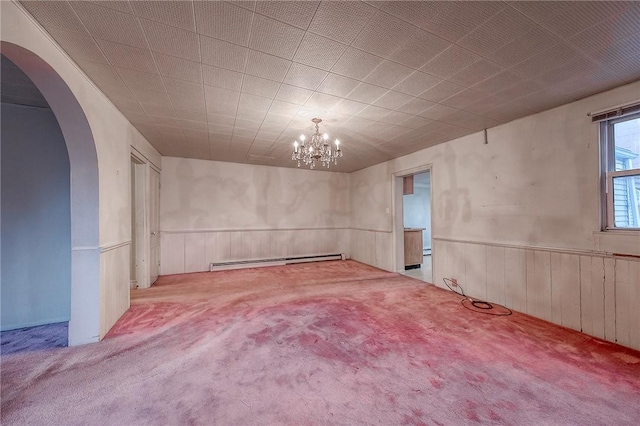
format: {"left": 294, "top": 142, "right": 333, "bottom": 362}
{"left": 291, "top": 118, "right": 343, "bottom": 170}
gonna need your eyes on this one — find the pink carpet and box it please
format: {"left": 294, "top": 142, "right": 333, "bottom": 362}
{"left": 2, "top": 260, "right": 639, "bottom": 425}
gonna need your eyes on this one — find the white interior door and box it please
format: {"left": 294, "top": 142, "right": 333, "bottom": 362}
{"left": 149, "top": 168, "right": 160, "bottom": 284}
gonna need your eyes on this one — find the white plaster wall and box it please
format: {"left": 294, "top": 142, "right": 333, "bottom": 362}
{"left": 350, "top": 80, "right": 640, "bottom": 350}
{"left": 160, "top": 157, "right": 350, "bottom": 274}
{"left": 1, "top": 1, "right": 161, "bottom": 340}
{"left": 351, "top": 79, "right": 640, "bottom": 258}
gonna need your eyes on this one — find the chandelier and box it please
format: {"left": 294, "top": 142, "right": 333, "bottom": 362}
{"left": 291, "top": 118, "right": 343, "bottom": 169}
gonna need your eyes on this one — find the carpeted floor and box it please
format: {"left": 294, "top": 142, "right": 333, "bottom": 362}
{"left": 2, "top": 260, "right": 639, "bottom": 425}
{"left": 1, "top": 322, "right": 68, "bottom": 355}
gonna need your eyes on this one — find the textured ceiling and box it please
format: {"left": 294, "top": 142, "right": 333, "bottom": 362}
{"left": 17, "top": 1, "right": 640, "bottom": 172}
{"left": 1, "top": 54, "right": 50, "bottom": 108}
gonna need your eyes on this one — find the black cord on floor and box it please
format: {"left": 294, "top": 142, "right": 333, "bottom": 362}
{"left": 443, "top": 278, "right": 512, "bottom": 316}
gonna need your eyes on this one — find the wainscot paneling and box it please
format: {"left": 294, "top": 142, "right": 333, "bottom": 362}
{"left": 433, "top": 238, "right": 640, "bottom": 351}
{"left": 349, "top": 229, "right": 393, "bottom": 272}
{"left": 161, "top": 228, "right": 350, "bottom": 275}
{"left": 100, "top": 242, "right": 130, "bottom": 338}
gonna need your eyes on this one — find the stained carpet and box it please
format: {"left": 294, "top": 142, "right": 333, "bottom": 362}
{"left": 2, "top": 260, "right": 639, "bottom": 425}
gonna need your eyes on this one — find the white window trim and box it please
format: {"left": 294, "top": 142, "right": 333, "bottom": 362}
{"left": 601, "top": 112, "right": 640, "bottom": 231}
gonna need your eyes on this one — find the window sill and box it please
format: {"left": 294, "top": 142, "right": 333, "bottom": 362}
{"left": 593, "top": 230, "right": 640, "bottom": 256}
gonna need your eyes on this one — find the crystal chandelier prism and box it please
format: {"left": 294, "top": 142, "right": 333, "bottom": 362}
{"left": 291, "top": 118, "right": 343, "bottom": 170}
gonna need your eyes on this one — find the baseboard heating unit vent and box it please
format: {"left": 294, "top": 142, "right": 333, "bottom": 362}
{"left": 209, "top": 253, "right": 345, "bottom": 272}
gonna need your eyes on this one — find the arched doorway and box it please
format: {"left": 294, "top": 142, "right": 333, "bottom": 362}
{"left": 1, "top": 42, "right": 100, "bottom": 346}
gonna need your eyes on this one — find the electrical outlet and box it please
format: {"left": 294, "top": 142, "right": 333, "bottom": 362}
{"left": 450, "top": 278, "right": 458, "bottom": 287}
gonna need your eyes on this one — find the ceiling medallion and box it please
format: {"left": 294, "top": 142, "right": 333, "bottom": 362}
{"left": 291, "top": 118, "right": 343, "bottom": 170}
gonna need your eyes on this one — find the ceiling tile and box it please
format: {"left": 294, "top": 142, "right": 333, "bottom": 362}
{"left": 164, "top": 78, "right": 204, "bottom": 99}
{"left": 377, "top": 1, "right": 449, "bottom": 30}
{"left": 352, "top": 11, "right": 418, "bottom": 59}
{"left": 245, "top": 50, "right": 291, "bottom": 82}
{"left": 419, "top": 103, "right": 459, "bottom": 121}
{"left": 169, "top": 91, "right": 206, "bottom": 114}
{"left": 379, "top": 110, "right": 413, "bottom": 126}
{"left": 98, "top": 83, "right": 137, "bottom": 102}
{"left": 139, "top": 18, "right": 200, "bottom": 62}
{"left": 511, "top": 1, "right": 628, "bottom": 38}
{"left": 242, "top": 75, "right": 281, "bottom": 98}
{"left": 494, "top": 80, "right": 543, "bottom": 101}
{"left": 590, "top": 32, "right": 640, "bottom": 64}
{"left": 308, "top": 1, "right": 377, "bottom": 44}
{"left": 472, "top": 70, "right": 525, "bottom": 95}
{"left": 131, "top": 0, "right": 195, "bottom": 31}
{"left": 238, "top": 92, "right": 272, "bottom": 113}
{"left": 510, "top": 43, "right": 580, "bottom": 79}
{"left": 269, "top": 100, "right": 302, "bottom": 116}
{"left": 331, "top": 47, "right": 384, "bottom": 80}
{"left": 275, "top": 84, "right": 313, "bottom": 105}
{"left": 176, "top": 110, "right": 207, "bottom": 122}
{"left": 420, "top": 45, "right": 480, "bottom": 79}
{"left": 567, "top": 6, "right": 640, "bottom": 55}
{"left": 76, "top": 60, "right": 124, "bottom": 87}
{"left": 205, "top": 85, "right": 241, "bottom": 115}
{"left": 283, "top": 63, "right": 328, "bottom": 90}
{"left": 457, "top": 7, "right": 535, "bottom": 56}
{"left": 20, "top": 1, "right": 89, "bottom": 35}
{"left": 357, "top": 105, "right": 392, "bottom": 121}
{"left": 333, "top": 98, "right": 367, "bottom": 116}
{"left": 304, "top": 92, "right": 341, "bottom": 112}
{"left": 486, "top": 27, "right": 560, "bottom": 68}
{"left": 449, "top": 59, "right": 502, "bottom": 86}
{"left": 389, "top": 30, "right": 451, "bottom": 70}
{"left": 440, "top": 88, "right": 487, "bottom": 110}
{"left": 130, "top": 88, "right": 171, "bottom": 107}
{"left": 208, "top": 113, "right": 236, "bottom": 126}
{"left": 249, "top": 14, "right": 305, "bottom": 60}
{"left": 202, "top": 65, "right": 243, "bottom": 91}
{"left": 421, "top": 1, "right": 505, "bottom": 42}
{"left": 463, "top": 95, "right": 508, "bottom": 115}
{"left": 95, "top": 39, "right": 157, "bottom": 73}
{"left": 87, "top": 1, "right": 133, "bottom": 14}
{"left": 200, "top": 36, "right": 248, "bottom": 72}
{"left": 363, "top": 60, "right": 414, "bottom": 89}
{"left": 71, "top": 1, "right": 148, "bottom": 48}
{"left": 373, "top": 90, "right": 414, "bottom": 110}
{"left": 293, "top": 33, "right": 348, "bottom": 71}
{"left": 346, "top": 82, "right": 388, "bottom": 104}
{"left": 141, "top": 104, "right": 176, "bottom": 118}
{"left": 418, "top": 80, "right": 465, "bottom": 103}
{"left": 46, "top": 28, "right": 108, "bottom": 64}
{"left": 396, "top": 98, "right": 435, "bottom": 116}
{"left": 154, "top": 53, "right": 202, "bottom": 84}
{"left": 112, "top": 100, "right": 144, "bottom": 114}
{"left": 393, "top": 72, "right": 442, "bottom": 96}
{"left": 316, "top": 73, "right": 359, "bottom": 98}
{"left": 116, "top": 67, "right": 164, "bottom": 92}
{"left": 194, "top": 1, "right": 253, "bottom": 46}
{"left": 255, "top": 1, "right": 319, "bottom": 29}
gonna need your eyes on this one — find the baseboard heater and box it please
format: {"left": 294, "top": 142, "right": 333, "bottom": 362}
{"left": 209, "top": 253, "right": 345, "bottom": 272}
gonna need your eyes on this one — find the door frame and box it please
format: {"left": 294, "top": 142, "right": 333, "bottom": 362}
{"left": 391, "top": 164, "right": 434, "bottom": 275}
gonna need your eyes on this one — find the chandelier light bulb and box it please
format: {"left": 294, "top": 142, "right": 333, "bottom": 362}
{"left": 291, "top": 118, "right": 343, "bottom": 170}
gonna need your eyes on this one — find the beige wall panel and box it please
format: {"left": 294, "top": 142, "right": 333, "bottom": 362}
{"left": 184, "top": 233, "right": 206, "bottom": 273}
{"left": 503, "top": 247, "right": 527, "bottom": 313}
{"left": 486, "top": 245, "right": 505, "bottom": 305}
{"left": 614, "top": 259, "right": 631, "bottom": 347}
{"left": 603, "top": 257, "right": 616, "bottom": 343}
{"left": 160, "top": 233, "right": 185, "bottom": 275}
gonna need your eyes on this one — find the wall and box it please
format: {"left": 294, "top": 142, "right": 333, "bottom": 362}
{"left": 2, "top": 1, "right": 161, "bottom": 341}
{"left": 350, "top": 80, "right": 640, "bottom": 351}
{"left": 160, "top": 157, "right": 350, "bottom": 274}
{"left": 1, "top": 103, "right": 71, "bottom": 330}
{"left": 403, "top": 173, "right": 431, "bottom": 250}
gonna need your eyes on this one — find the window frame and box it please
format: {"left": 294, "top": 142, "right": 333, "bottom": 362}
{"left": 601, "top": 111, "right": 640, "bottom": 231}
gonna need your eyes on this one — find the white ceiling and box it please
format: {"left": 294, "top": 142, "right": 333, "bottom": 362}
{"left": 17, "top": 1, "right": 640, "bottom": 172}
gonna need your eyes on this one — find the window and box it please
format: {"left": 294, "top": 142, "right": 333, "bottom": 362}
{"left": 601, "top": 112, "right": 640, "bottom": 230}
